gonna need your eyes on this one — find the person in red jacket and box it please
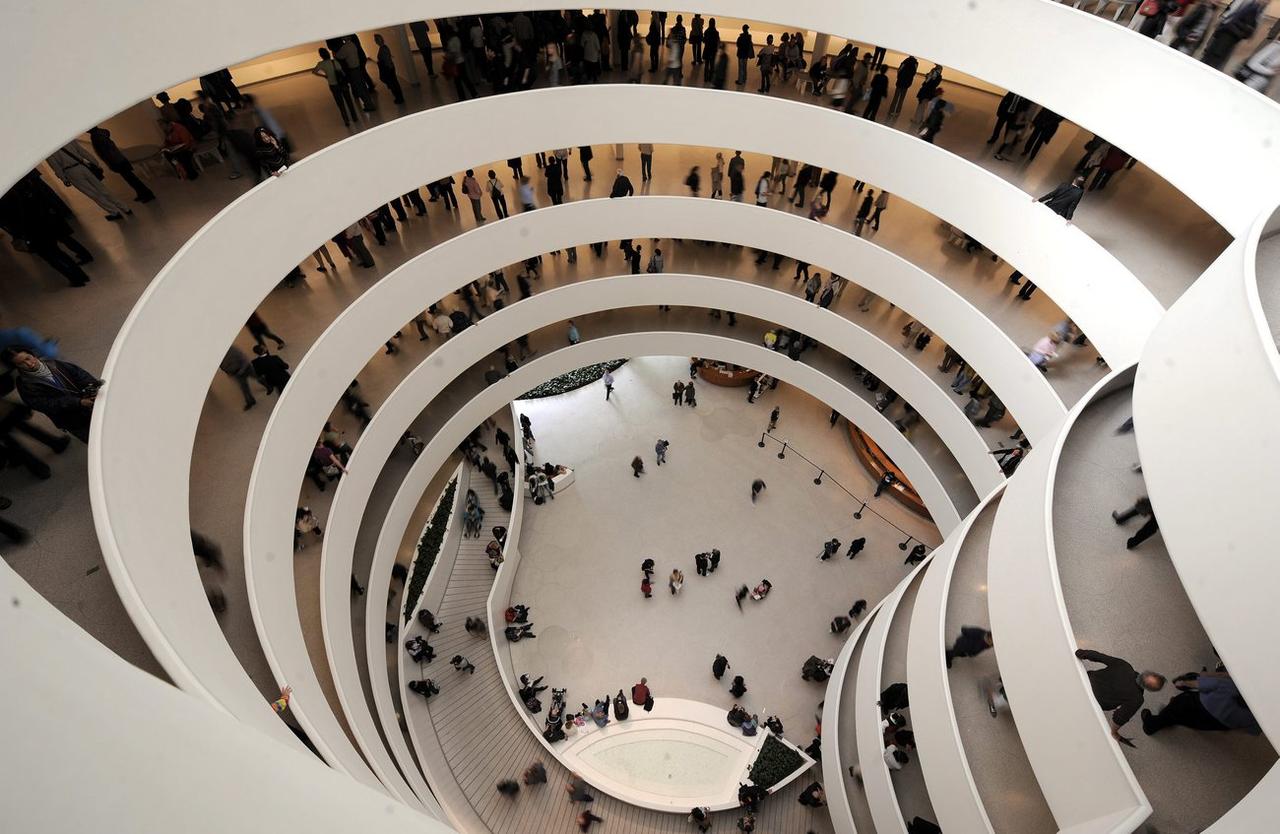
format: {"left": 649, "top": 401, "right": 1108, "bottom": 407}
{"left": 631, "top": 677, "right": 651, "bottom": 706}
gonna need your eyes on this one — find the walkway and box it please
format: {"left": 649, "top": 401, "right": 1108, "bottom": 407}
{"left": 945, "top": 498, "right": 1055, "bottom": 834}
{"left": 1052, "top": 385, "right": 1276, "bottom": 833}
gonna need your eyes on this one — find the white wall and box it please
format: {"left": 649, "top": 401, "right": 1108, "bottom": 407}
{"left": 1133, "top": 212, "right": 1280, "bottom": 743}
{"left": 6, "top": 1, "right": 1279, "bottom": 236}
{"left": 0, "top": 560, "right": 451, "bottom": 834}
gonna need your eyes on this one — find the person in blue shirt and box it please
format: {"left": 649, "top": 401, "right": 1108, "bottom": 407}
{"left": 1141, "top": 672, "right": 1261, "bottom": 735}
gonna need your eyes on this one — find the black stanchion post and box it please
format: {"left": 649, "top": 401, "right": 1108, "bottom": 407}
{"left": 898, "top": 535, "right": 913, "bottom": 551}
{"left": 777, "top": 442, "right": 787, "bottom": 460}
{"left": 813, "top": 468, "right": 824, "bottom": 485}
{"left": 854, "top": 501, "right": 866, "bottom": 520}
{"left": 757, "top": 432, "right": 767, "bottom": 449}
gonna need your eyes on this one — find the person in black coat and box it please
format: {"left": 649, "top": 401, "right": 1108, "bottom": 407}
{"left": 1022, "top": 107, "right": 1063, "bottom": 160}
{"left": 986, "top": 92, "right": 1030, "bottom": 145}
{"left": 1037, "top": 176, "right": 1086, "bottom": 221}
{"left": 609, "top": 169, "right": 634, "bottom": 198}
{"left": 578, "top": 145, "right": 594, "bottom": 181}
{"left": 849, "top": 599, "right": 868, "bottom": 618}
{"left": 846, "top": 537, "right": 866, "bottom": 559}
{"left": 4, "top": 348, "right": 101, "bottom": 442}
{"left": 712, "top": 653, "right": 730, "bottom": 680}
{"left": 864, "top": 66, "right": 889, "bottom": 121}
{"left": 0, "top": 172, "right": 94, "bottom": 287}
{"left": 88, "top": 127, "right": 156, "bottom": 202}
{"left": 945, "top": 626, "right": 993, "bottom": 668}
{"left": 729, "top": 675, "right": 747, "bottom": 697}
{"left": 251, "top": 345, "right": 291, "bottom": 394}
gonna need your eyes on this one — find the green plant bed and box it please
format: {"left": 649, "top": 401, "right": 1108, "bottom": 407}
{"left": 518, "top": 359, "right": 626, "bottom": 399}
{"left": 747, "top": 735, "right": 805, "bottom": 791}
{"left": 402, "top": 478, "right": 457, "bottom": 624}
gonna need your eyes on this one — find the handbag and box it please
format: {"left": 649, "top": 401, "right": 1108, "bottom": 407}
{"left": 643, "top": 694, "right": 655, "bottom": 712}
{"left": 1139, "top": 0, "right": 1162, "bottom": 15}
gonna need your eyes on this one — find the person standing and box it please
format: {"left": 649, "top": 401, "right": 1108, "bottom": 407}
{"left": 683, "top": 378, "right": 696, "bottom": 407}
{"left": 987, "top": 91, "right": 1029, "bottom": 145}
{"left": 756, "top": 34, "right": 775, "bottom": 93}
{"left": 610, "top": 167, "right": 635, "bottom": 197}
{"left": 638, "top": 143, "right": 654, "bottom": 181}
{"left": 603, "top": 369, "right": 615, "bottom": 400}
{"left": 219, "top": 345, "right": 262, "bottom": 410}
{"left": 518, "top": 176, "right": 536, "bottom": 212}
{"left": 735, "top": 25, "right": 755, "bottom": 86}
{"left": 0, "top": 172, "right": 95, "bottom": 287}
{"left": 373, "top": 34, "right": 405, "bottom": 104}
{"left": 313, "top": 47, "right": 358, "bottom": 125}
{"left": 864, "top": 65, "right": 889, "bottom": 121}
{"left": 486, "top": 170, "right": 508, "bottom": 219}
{"left": 703, "top": 18, "right": 721, "bottom": 82}
{"left": 712, "top": 654, "right": 730, "bottom": 680}
{"left": 87, "top": 127, "right": 155, "bottom": 203}
{"left": 889, "top": 55, "right": 918, "bottom": 117}
{"left": 846, "top": 537, "right": 866, "bottom": 559}
{"left": 669, "top": 568, "right": 684, "bottom": 595}
{"left": 689, "top": 14, "right": 705, "bottom": 64}
{"left": 751, "top": 478, "right": 766, "bottom": 503}
{"left": 462, "top": 169, "right": 485, "bottom": 222}
{"left": 578, "top": 145, "right": 594, "bottom": 182}
{"left": 729, "top": 163, "right": 745, "bottom": 203}
{"left": 4, "top": 348, "right": 101, "bottom": 442}
{"left": 336, "top": 36, "right": 375, "bottom": 111}
{"left": 854, "top": 190, "right": 875, "bottom": 236}
{"left": 1022, "top": 107, "right": 1063, "bottom": 161}
{"left": 545, "top": 157, "right": 565, "bottom": 205}
{"left": 567, "top": 320, "right": 581, "bottom": 345}
{"left": 46, "top": 141, "right": 133, "bottom": 221}
{"left": 754, "top": 171, "right": 771, "bottom": 206}
{"left": 871, "top": 190, "right": 890, "bottom": 231}
{"left": 673, "top": 380, "right": 685, "bottom": 406}
{"left": 768, "top": 406, "right": 780, "bottom": 432}
{"left": 655, "top": 438, "right": 669, "bottom": 465}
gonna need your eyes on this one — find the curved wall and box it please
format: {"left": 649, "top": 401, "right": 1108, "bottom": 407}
{"left": 1133, "top": 221, "right": 1280, "bottom": 743}
{"left": 7, "top": 1, "right": 1280, "bottom": 235}
{"left": 93, "top": 84, "right": 1113, "bottom": 745}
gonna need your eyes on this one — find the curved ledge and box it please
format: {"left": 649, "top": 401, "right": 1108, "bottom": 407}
{"left": 8, "top": 1, "right": 1280, "bottom": 236}
{"left": 987, "top": 365, "right": 1150, "bottom": 833}
{"left": 904, "top": 486, "right": 1006, "bottom": 834}
{"left": 823, "top": 601, "right": 888, "bottom": 834}
{"left": 854, "top": 563, "right": 932, "bottom": 834}
{"left": 391, "top": 464, "right": 465, "bottom": 817}
{"left": 281, "top": 274, "right": 980, "bottom": 797}
{"left": 359, "top": 330, "right": 951, "bottom": 812}
{"left": 1133, "top": 210, "right": 1280, "bottom": 742}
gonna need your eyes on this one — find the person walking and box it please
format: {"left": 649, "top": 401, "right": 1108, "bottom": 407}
{"left": 846, "top": 537, "right": 866, "bottom": 559}
{"left": 462, "top": 169, "right": 485, "bottom": 222}
{"left": 1037, "top": 176, "right": 1086, "bottom": 222}
{"left": 637, "top": 143, "right": 655, "bottom": 181}
{"left": 655, "top": 438, "right": 669, "bottom": 465}
{"left": 518, "top": 176, "right": 536, "bottom": 212}
{"left": 754, "top": 171, "right": 771, "bottom": 206}
{"left": 567, "top": 320, "right": 581, "bottom": 345}
{"left": 218, "top": 345, "right": 262, "bottom": 411}
{"left": 1201, "top": 0, "right": 1264, "bottom": 70}
{"left": 46, "top": 141, "right": 133, "bottom": 221}
{"left": 486, "top": 170, "right": 508, "bottom": 219}
{"left": 712, "top": 654, "right": 730, "bottom": 680}
{"left": 945, "top": 626, "right": 993, "bottom": 668}
{"left": 683, "top": 379, "right": 696, "bottom": 407}
{"left": 0, "top": 172, "right": 95, "bottom": 287}
{"left": 603, "top": 369, "right": 615, "bottom": 400}
{"left": 854, "top": 190, "right": 875, "bottom": 236}
{"left": 767, "top": 406, "right": 780, "bottom": 432}
{"left": 669, "top": 568, "right": 684, "bottom": 595}
{"left": 1022, "top": 107, "right": 1063, "bottom": 161}
{"left": 1112, "top": 495, "right": 1160, "bottom": 550}
{"left": 87, "top": 127, "right": 155, "bottom": 203}
{"left": 373, "top": 34, "right": 405, "bottom": 104}
{"left": 631, "top": 455, "right": 645, "bottom": 477}
{"left": 751, "top": 478, "right": 766, "bottom": 503}
{"left": 1075, "top": 648, "right": 1166, "bottom": 740}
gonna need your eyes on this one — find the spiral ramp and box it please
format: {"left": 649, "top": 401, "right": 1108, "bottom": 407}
{"left": 3, "top": 4, "right": 1278, "bottom": 834}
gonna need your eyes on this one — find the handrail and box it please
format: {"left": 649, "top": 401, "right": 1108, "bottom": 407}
{"left": 823, "top": 600, "right": 889, "bottom": 834}
{"left": 390, "top": 462, "right": 466, "bottom": 817}
{"left": 757, "top": 431, "right": 937, "bottom": 544}
{"left": 8, "top": 1, "right": 1280, "bottom": 236}
{"left": 855, "top": 559, "right": 935, "bottom": 834}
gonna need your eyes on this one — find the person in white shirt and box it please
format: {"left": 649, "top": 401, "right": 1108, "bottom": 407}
{"left": 755, "top": 172, "right": 771, "bottom": 206}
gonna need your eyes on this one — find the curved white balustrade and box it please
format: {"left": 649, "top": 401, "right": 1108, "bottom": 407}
{"left": 855, "top": 563, "right": 932, "bottom": 834}
{"left": 389, "top": 465, "right": 465, "bottom": 817}
{"left": 8, "top": 1, "right": 1280, "bottom": 235}
{"left": 987, "top": 366, "right": 1150, "bottom": 834}
{"left": 276, "top": 273, "right": 981, "bottom": 798}
{"left": 92, "top": 84, "right": 1124, "bottom": 754}
{"left": 359, "top": 329, "right": 953, "bottom": 795}
{"left": 0, "top": 560, "right": 449, "bottom": 834}
{"left": 823, "top": 602, "right": 888, "bottom": 834}
{"left": 1133, "top": 212, "right": 1280, "bottom": 743}
{"left": 905, "top": 486, "right": 1007, "bottom": 834}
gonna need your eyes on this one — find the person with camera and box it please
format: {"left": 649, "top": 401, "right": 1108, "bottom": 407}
{"left": 3, "top": 347, "right": 101, "bottom": 443}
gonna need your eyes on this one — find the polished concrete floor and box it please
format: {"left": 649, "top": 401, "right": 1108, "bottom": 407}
{"left": 1052, "top": 386, "right": 1276, "bottom": 834}
{"left": 0, "top": 29, "right": 1240, "bottom": 795}
{"left": 508, "top": 356, "right": 938, "bottom": 756}
{"left": 944, "top": 497, "right": 1056, "bottom": 834}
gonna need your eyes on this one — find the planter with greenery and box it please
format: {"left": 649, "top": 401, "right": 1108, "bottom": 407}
{"left": 518, "top": 359, "right": 626, "bottom": 399}
{"left": 402, "top": 477, "right": 457, "bottom": 624}
{"left": 747, "top": 735, "right": 806, "bottom": 791}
